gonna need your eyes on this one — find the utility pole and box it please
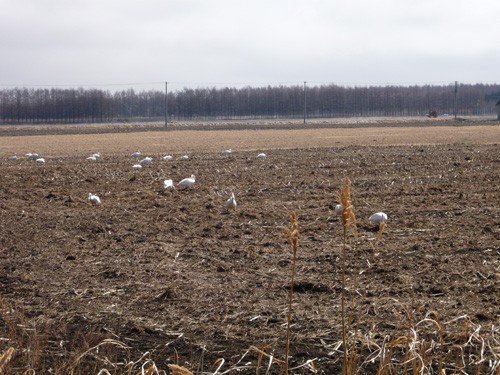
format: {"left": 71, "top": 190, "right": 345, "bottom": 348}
{"left": 454, "top": 81, "right": 458, "bottom": 120}
{"left": 165, "top": 81, "right": 168, "bottom": 127}
{"left": 303, "top": 81, "right": 307, "bottom": 125}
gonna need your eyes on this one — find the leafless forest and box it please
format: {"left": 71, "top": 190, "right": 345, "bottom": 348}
{"left": 1, "top": 83, "right": 500, "bottom": 124}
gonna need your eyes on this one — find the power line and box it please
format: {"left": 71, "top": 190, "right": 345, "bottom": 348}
{"left": 0, "top": 81, "right": 165, "bottom": 88}
{"left": 0, "top": 80, "right": 499, "bottom": 89}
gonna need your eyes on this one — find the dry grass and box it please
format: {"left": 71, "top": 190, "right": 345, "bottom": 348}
{"left": 336, "top": 177, "right": 358, "bottom": 241}
{"left": 168, "top": 364, "right": 194, "bottom": 375}
{"left": 0, "top": 347, "right": 15, "bottom": 373}
{"left": 281, "top": 212, "right": 299, "bottom": 374}
{"left": 336, "top": 177, "right": 359, "bottom": 375}
{"left": 376, "top": 222, "right": 386, "bottom": 243}
{"left": 0, "top": 249, "right": 498, "bottom": 374}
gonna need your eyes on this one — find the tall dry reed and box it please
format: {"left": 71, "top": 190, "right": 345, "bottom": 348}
{"left": 281, "top": 211, "right": 299, "bottom": 375}
{"left": 336, "top": 177, "right": 358, "bottom": 375}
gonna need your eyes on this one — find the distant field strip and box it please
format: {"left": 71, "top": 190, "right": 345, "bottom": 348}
{"left": 1, "top": 125, "right": 499, "bottom": 156}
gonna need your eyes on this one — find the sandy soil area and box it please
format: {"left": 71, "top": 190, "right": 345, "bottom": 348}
{"left": 0, "top": 124, "right": 499, "bottom": 157}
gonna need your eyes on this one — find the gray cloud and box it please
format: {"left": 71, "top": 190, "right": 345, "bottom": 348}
{"left": 1, "top": 0, "right": 499, "bottom": 90}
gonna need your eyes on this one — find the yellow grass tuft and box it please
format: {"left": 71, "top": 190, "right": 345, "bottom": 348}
{"left": 336, "top": 177, "right": 358, "bottom": 240}
{"left": 0, "top": 347, "right": 15, "bottom": 373}
{"left": 167, "top": 364, "right": 194, "bottom": 375}
{"left": 377, "top": 221, "right": 386, "bottom": 242}
{"left": 281, "top": 211, "right": 299, "bottom": 254}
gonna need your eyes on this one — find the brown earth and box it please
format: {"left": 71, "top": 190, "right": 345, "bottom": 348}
{"left": 0, "top": 120, "right": 499, "bottom": 374}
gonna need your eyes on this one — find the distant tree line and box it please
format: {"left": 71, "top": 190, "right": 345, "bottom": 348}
{"left": 0, "top": 83, "right": 499, "bottom": 124}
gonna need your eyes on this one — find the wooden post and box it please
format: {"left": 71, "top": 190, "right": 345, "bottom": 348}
{"left": 303, "top": 81, "right": 307, "bottom": 125}
{"left": 454, "top": 81, "right": 458, "bottom": 120}
{"left": 165, "top": 81, "right": 168, "bottom": 127}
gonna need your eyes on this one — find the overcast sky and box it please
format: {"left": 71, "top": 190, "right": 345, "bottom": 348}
{"left": 1, "top": 0, "right": 499, "bottom": 91}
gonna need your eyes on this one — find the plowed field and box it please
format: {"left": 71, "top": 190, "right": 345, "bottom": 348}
{"left": 0, "top": 121, "right": 498, "bottom": 374}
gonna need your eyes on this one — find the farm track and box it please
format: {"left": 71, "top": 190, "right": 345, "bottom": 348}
{"left": 0, "top": 116, "right": 497, "bottom": 137}
{"left": 0, "top": 120, "right": 498, "bottom": 373}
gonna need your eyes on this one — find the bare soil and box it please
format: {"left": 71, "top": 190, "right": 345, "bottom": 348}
{"left": 0, "top": 119, "right": 498, "bottom": 373}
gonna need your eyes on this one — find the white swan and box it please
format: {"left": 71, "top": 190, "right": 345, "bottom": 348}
{"left": 225, "top": 192, "right": 237, "bottom": 210}
{"left": 178, "top": 175, "right": 196, "bottom": 188}
{"left": 35, "top": 158, "right": 46, "bottom": 163}
{"left": 132, "top": 164, "right": 142, "bottom": 170}
{"left": 88, "top": 193, "right": 101, "bottom": 205}
{"left": 369, "top": 212, "right": 388, "bottom": 225}
{"left": 163, "top": 179, "right": 174, "bottom": 190}
{"left": 257, "top": 153, "right": 267, "bottom": 159}
{"left": 139, "top": 157, "right": 153, "bottom": 165}
{"left": 131, "top": 151, "right": 141, "bottom": 158}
